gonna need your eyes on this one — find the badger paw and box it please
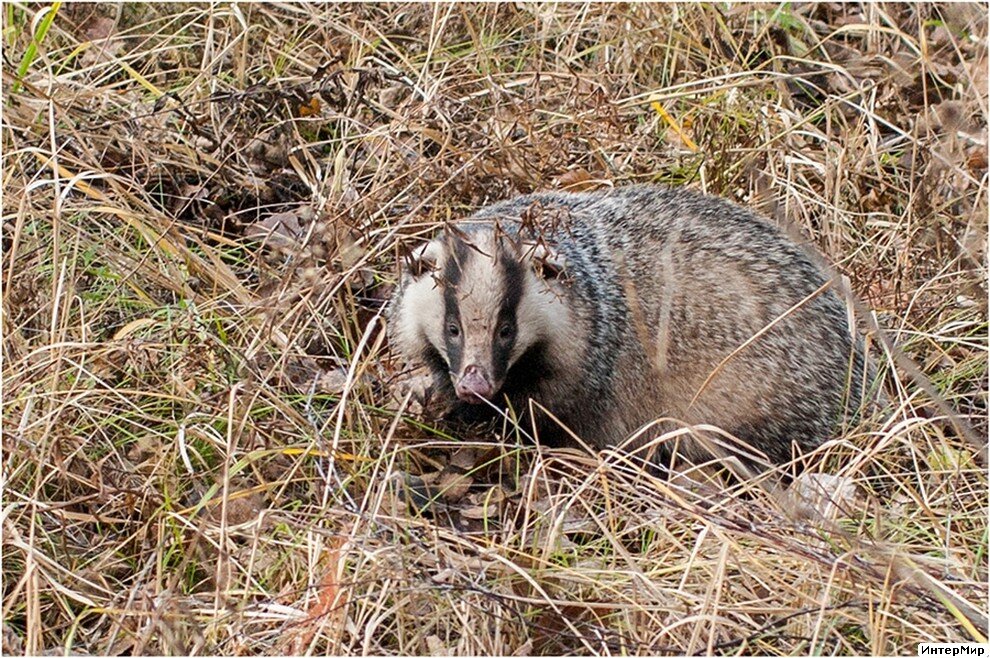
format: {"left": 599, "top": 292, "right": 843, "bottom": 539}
{"left": 394, "top": 368, "right": 454, "bottom": 418}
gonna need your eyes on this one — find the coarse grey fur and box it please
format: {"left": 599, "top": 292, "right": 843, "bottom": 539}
{"left": 387, "top": 185, "right": 873, "bottom": 466}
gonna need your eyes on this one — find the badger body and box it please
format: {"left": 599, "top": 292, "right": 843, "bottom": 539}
{"left": 387, "top": 186, "right": 868, "bottom": 465}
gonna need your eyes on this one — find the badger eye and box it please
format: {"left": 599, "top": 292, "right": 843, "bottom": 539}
{"left": 497, "top": 324, "right": 513, "bottom": 340}
{"left": 447, "top": 323, "right": 460, "bottom": 338}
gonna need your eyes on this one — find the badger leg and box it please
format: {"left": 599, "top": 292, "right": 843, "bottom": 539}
{"left": 395, "top": 367, "right": 454, "bottom": 417}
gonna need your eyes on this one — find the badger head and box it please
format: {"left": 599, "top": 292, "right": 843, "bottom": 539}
{"left": 390, "top": 226, "right": 569, "bottom": 406}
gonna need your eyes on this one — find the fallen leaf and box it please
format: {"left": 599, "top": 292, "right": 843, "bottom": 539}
{"left": 554, "top": 168, "right": 603, "bottom": 192}
{"left": 437, "top": 470, "right": 473, "bottom": 502}
{"left": 966, "top": 148, "right": 987, "bottom": 172}
{"left": 283, "top": 535, "right": 347, "bottom": 654}
{"left": 245, "top": 210, "right": 307, "bottom": 250}
{"left": 298, "top": 97, "right": 322, "bottom": 117}
{"left": 318, "top": 368, "right": 350, "bottom": 395}
{"left": 792, "top": 472, "right": 861, "bottom": 519}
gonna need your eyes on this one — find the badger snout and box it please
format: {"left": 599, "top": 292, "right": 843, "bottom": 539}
{"left": 454, "top": 365, "right": 495, "bottom": 403}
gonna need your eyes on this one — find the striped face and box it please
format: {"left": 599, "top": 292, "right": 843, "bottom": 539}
{"left": 440, "top": 230, "right": 526, "bottom": 403}
{"left": 391, "top": 226, "right": 570, "bottom": 406}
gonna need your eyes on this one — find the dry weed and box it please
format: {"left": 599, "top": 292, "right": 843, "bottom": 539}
{"left": 2, "top": 3, "right": 986, "bottom": 656}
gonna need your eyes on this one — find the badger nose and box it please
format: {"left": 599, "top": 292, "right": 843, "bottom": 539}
{"left": 455, "top": 365, "right": 494, "bottom": 403}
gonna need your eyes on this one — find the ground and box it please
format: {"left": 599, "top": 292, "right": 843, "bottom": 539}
{"left": 2, "top": 3, "right": 987, "bottom": 656}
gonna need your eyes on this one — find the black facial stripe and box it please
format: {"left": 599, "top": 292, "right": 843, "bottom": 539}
{"left": 421, "top": 342, "right": 448, "bottom": 378}
{"left": 499, "top": 245, "right": 525, "bottom": 314}
{"left": 442, "top": 235, "right": 469, "bottom": 375}
{"left": 491, "top": 245, "right": 525, "bottom": 382}
{"left": 443, "top": 285, "right": 462, "bottom": 375}
{"left": 442, "top": 233, "right": 472, "bottom": 287}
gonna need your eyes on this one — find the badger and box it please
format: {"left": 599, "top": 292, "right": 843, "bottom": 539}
{"left": 386, "top": 185, "right": 871, "bottom": 466}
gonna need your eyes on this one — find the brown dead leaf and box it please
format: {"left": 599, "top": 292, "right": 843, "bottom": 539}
{"left": 933, "top": 100, "right": 967, "bottom": 134}
{"left": 378, "top": 83, "right": 410, "bottom": 108}
{"left": 554, "top": 168, "right": 603, "bottom": 192}
{"left": 126, "top": 435, "right": 161, "bottom": 465}
{"left": 3, "top": 623, "right": 23, "bottom": 656}
{"left": 77, "top": 13, "right": 122, "bottom": 68}
{"left": 283, "top": 535, "right": 347, "bottom": 654}
{"left": 244, "top": 210, "right": 307, "bottom": 251}
{"left": 207, "top": 490, "right": 265, "bottom": 525}
{"left": 83, "top": 15, "right": 116, "bottom": 41}
{"left": 338, "top": 230, "right": 365, "bottom": 270}
{"left": 449, "top": 447, "right": 480, "bottom": 471}
{"left": 966, "top": 147, "right": 988, "bottom": 172}
{"left": 458, "top": 503, "right": 494, "bottom": 520}
{"left": 437, "top": 470, "right": 473, "bottom": 502}
{"left": 532, "top": 604, "right": 600, "bottom": 654}
{"left": 318, "top": 368, "right": 350, "bottom": 395}
{"left": 298, "top": 97, "right": 322, "bottom": 117}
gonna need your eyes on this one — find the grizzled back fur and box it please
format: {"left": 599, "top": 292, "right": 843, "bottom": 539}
{"left": 387, "top": 185, "right": 873, "bottom": 467}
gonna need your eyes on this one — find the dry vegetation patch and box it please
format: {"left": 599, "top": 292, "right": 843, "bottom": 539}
{"left": 2, "top": 3, "right": 987, "bottom": 655}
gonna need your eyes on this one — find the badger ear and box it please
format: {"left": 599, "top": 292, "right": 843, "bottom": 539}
{"left": 522, "top": 241, "right": 567, "bottom": 280}
{"left": 404, "top": 240, "right": 443, "bottom": 277}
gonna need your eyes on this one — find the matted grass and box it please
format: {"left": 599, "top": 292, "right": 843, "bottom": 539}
{"left": 2, "top": 3, "right": 986, "bottom": 655}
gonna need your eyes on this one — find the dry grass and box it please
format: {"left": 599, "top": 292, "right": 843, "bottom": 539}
{"left": 2, "top": 3, "right": 987, "bottom": 656}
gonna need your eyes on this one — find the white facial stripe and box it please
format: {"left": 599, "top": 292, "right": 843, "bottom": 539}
{"left": 512, "top": 273, "right": 574, "bottom": 364}
{"left": 410, "top": 239, "right": 444, "bottom": 272}
{"left": 453, "top": 231, "right": 504, "bottom": 372}
{"left": 394, "top": 268, "right": 446, "bottom": 363}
